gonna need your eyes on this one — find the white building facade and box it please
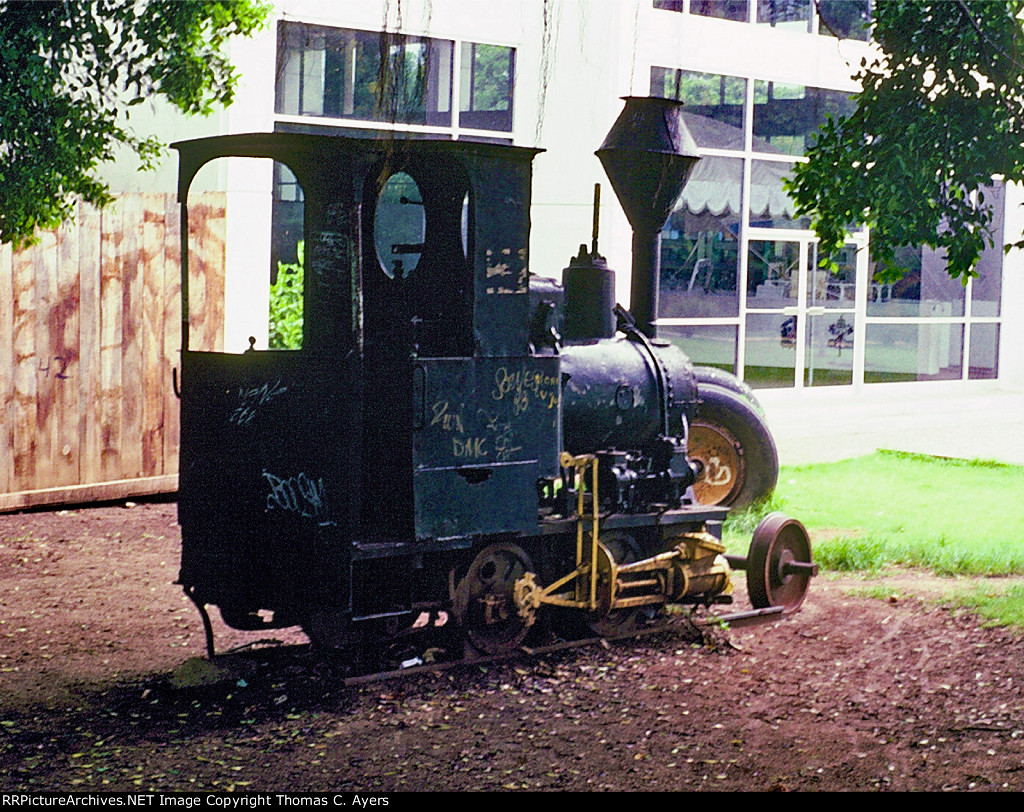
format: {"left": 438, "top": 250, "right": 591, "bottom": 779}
{"left": 200, "top": 0, "right": 1024, "bottom": 424}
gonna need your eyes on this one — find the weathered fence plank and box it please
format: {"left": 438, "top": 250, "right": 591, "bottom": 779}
{"left": 0, "top": 194, "right": 224, "bottom": 512}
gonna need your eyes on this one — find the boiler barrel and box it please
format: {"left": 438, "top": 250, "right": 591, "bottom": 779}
{"left": 560, "top": 338, "right": 698, "bottom": 454}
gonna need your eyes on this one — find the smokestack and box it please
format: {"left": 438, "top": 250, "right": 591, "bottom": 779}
{"left": 596, "top": 97, "right": 700, "bottom": 337}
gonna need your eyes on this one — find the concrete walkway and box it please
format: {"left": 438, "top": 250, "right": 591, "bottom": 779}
{"left": 757, "top": 386, "right": 1024, "bottom": 466}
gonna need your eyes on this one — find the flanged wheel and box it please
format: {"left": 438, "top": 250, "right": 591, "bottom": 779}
{"left": 746, "top": 512, "right": 815, "bottom": 613}
{"left": 454, "top": 543, "right": 535, "bottom": 655}
{"left": 690, "top": 383, "right": 779, "bottom": 507}
{"left": 588, "top": 533, "right": 644, "bottom": 637}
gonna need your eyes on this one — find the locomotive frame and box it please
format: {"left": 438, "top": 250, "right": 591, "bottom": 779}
{"left": 173, "top": 98, "right": 814, "bottom": 669}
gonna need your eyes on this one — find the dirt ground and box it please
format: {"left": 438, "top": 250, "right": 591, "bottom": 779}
{"left": 2, "top": 500, "right": 1023, "bottom": 792}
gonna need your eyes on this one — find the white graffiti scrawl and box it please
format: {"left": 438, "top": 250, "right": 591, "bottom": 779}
{"left": 262, "top": 470, "right": 335, "bottom": 525}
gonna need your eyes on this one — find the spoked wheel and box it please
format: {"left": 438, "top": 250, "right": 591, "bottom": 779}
{"left": 588, "top": 533, "right": 644, "bottom": 637}
{"left": 454, "top": 543, "right": 535, "bottom": 656}
{"left": 746, "top": 512, "right": 816, "bottom": 613}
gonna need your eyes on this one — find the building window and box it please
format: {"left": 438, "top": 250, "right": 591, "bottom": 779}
{"left": 753, "top": 80, "right": 856, "bottom": 157}
{"left": 460, "top": 42, "right": 515, "bottom": 131}
{"left": 757, "top": 0, "right": 813, "bottom": 32}
{"left": 817, "top": 0, "right": 872, "bottom": 40}
{"left": 690, "top": 1, "right": 751, "bottom": 22}
{"left": 651, "top": 64, "right": 1003, "bottom": 387}
{"left": 653, "top": 0, "right": 872, "bottom": 39}
{"left": 276, "top": 22, "right": 514, "bottom": 133}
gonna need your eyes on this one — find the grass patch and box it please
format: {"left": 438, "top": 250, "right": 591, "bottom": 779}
{"left": 947, "top": 583, "right": 1024, "bottom": 630}
{"left": 720, "top": 450, "right": 1024, "bottom": 625}
{"left": 760, "top": 451, "right": 1024, "bottom": 576}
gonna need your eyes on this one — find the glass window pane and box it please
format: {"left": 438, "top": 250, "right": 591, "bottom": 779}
{"left": 808, "top": 242, "right": 858, "bottom": 308}
{"left": 690, "top": 1, "right": 750, "bottom": 22}
{"left": 757, "top": 0, "right": 812, "bottom": 32}
{"left": 749, "top": 160, "right": 811, "bottom": 229}
{"left": 805, "top": 312, "right": 854, "bottom": 386}
{"left": 653, "top": 0, "right": 686, "bottom": 11}
{"left": 867, "top": 247, "right": 965, "bottom": 318}
{"left": 747, "top": 240, "right": 798, "bottom": 307}
{"left": 651, "top": 68, "right": 746, "bottom": 147}
{"left": 275, "top": 23, "right": 453, "bottom": 126}
{"left": 752, "top": 81, "right": 855, "bottom": 157}
{"left": 459, "top": 43, "right": 515, "bottom": 131}
{"left": 660, "top": 156, "right": 743, "bottom": 318}
{"left": 968, "top": 323, "right": 999, "bottom": 380}
{"left": 971, "top": 184, "right": 1004, "bottom": 317}
{"left": 660, "top": 325, "right": 738, "bottom": 372}
{"left": 818, "top": 0, "right": 872, "bottom": 40}
{"left": 745, "top": 313, "right": 797, "bottom": 388}
{"left": 864, "top": 323, "right": 964, "bottom": 382}
{"left": 374, "top": 172, "right": 426, "bottom": 279}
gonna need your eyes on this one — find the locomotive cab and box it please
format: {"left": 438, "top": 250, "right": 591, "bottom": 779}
{"left": 176, "top": 134, "right": 559, "bottom": 633}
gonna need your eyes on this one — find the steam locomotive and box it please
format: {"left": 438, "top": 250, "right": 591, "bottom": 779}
{"left": 174, "top": 98, "right": 814, "bottom": 665}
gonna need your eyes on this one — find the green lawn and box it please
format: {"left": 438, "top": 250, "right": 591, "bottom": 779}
{"left": 722, "top": 451, "right": 1024, "bottom": 626}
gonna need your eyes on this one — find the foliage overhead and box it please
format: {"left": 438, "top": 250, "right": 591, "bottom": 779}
{"left": 0, "top": 0, "right": 270, "bottom": 249}
{"left": 787, "top": 0, "right": 1024, "bottom": 281}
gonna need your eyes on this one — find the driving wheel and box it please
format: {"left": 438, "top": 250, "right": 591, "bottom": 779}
{"left": 454, "top": 543, "right": 535, "bottom": 655}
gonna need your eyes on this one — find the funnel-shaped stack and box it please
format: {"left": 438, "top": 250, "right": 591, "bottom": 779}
{"left": 596, "top": 97, "right": 700, "bottom": 337}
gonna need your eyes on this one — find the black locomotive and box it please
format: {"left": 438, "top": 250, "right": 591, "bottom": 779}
{"left": 174, "top": 97, "right": 814, "bottom": 665}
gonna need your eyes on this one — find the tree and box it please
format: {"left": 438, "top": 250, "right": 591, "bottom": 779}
{"left": 0, "top": 0, "right": 270, "bottom": 249}
{"left": 787, "top": 0, "right": 1024, "bottom": 281}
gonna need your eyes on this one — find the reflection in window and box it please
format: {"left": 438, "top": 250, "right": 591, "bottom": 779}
{"left": 277, "top": 23, "right": 454, "bottom": 127}
{"left": 971, "top": 184, "right": 1004, "bottom": 318}
{"left": 865, "top": 323, "right": 963, "bottom": 382}
{"left": 749, "top": 160, "right": 810, "bottom": 230}
{"left": 807, "top": 243, "right": 858, "bottom": 309}
{"left": 651, "top": 68, "right": 745, "bottom": 142}
{"left": 276, "top": 23, "right": 514, "bottom": 133}
{"left": 745, "top": 312, "right": 797, "bottom": 388}
{"left": 753, "top": 81, "right": 855, "bottom": 156}
{"left": 660, "top": 156, "right": 742, "bottom": 318}
{"left": 747, "top": 240, "right": 798, "bottom": 307}
{"left": 805, "top": 312, "right": 854, "bottom": 386}
{"left": 460, "top": 43, "right": 514, "bottom": 131}
{"left": 757, "top": 0, "right": 812, "bottom": 32}
{"left": 867, "top": 247, "right": 965, "bottom": 318}
{"left": 690, "top": 0, "right": 750, "bottom": 21}
{"left": 969, "top": 324, "right": 999, "bottom": 380}
{"left": 818, "top": 0, "right": 872, "bottom": 40}
{"left": 661, "top": 325, "right": 738, "bottom": 372}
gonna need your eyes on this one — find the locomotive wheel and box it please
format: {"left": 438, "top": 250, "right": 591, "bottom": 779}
{"left": 746, "top": 512, "right": 813, "bottom": 613}
{"left": 689, "top": 383, "right": 779, "bottom": 508}
{"left": 454, "top": 543, "right": 535, "bottom": 656}
{"left": 587, "top": 533, "right": 644, "bottom": 637}
{"left": 692, "top": 366, "right": 766, "bottom": 418}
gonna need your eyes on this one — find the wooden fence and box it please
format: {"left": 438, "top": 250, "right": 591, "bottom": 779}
{"left": 0, "top": 193, "right": 225, "bottom": 512}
